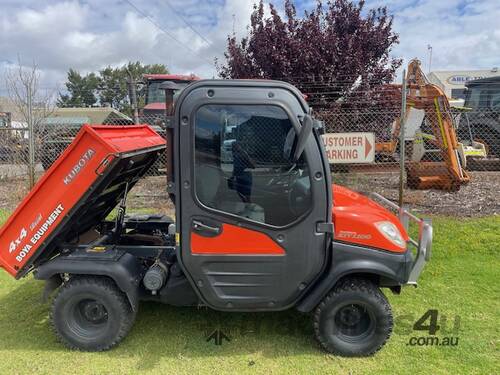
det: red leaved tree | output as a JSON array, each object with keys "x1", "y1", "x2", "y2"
[{"x1": 217, "y1": 0, "x2": 402, "y2": 117}]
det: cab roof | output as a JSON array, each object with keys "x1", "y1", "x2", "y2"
[{"x1": 466, "y1": 76, "x2": 500, "y2": 87}]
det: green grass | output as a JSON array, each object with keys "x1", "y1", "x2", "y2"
[
  {"x1": 0, "y1": 213, "x2": 498, "y2": 374},
  {"x1": 0, "y1": 209, "x2": 10, "y2": 227}
]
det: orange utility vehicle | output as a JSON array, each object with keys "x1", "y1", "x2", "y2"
[
  {"x1": 0, "y1": 80, "x2": 432, "y2": 356},
  {"x1": 377, "y1": 59, "x2": 471, "y2": 190}
]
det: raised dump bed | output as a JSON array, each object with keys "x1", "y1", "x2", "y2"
[{"x1": 0, "y1": 125, "x2": 166, "y2": 278}]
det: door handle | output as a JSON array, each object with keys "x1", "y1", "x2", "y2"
[{"x1": 192, "y1": 220, "x2": 221, "y2": 235}]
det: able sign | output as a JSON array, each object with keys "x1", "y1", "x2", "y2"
[{"x1": 322, "y1": 132, "x2": 375, "y2": 164}]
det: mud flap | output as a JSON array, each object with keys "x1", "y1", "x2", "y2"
[{"x1": 42, "y1": 274, "x2": 62, "y2": 302}]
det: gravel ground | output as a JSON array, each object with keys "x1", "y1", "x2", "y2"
[
  {"x1": 0, "y1": 163, "x2": 44, "y2": 180},
  {"x1": 0, "y1": 177, "x2": 31, "y2": 211},
  {"x1": 1, "y1": 173, "x2": 498, "y2": 218},
  {"x1": 127, "y1": 177, "x2": 175, "y2": 216},
  {"x1": 338, "y1": 171, "x2": 500, "y2": 217}
]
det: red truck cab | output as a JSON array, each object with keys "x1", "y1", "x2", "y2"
[{"x1": 142, "y1": 74, "x2": 200, "y2": 117}]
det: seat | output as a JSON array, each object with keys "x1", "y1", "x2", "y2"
[{"x1": 196, "y1": 163, "x2": 265, "y2": 223}]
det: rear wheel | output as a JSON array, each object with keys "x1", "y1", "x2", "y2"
[
  {"x1": 313, "y1": 277, "x2": 393, "y2": 356},
  {"x1": 51, "y1": 276, "x2": 136, "y2": 351}
]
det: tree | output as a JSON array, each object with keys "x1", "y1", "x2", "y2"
[
  {"x1": 58, "y1": 62, "x2": 169, "y2": 115},
  {"x1": 57, "y1": 69, "x2": 99, "y2": 108},
  {"x1": 5, "y1": 58, "x2": 55, "y2": 187},
  {"x1": 98, "y1": 62, "x2": 169, "y2": 115},
  {"x1": 217, "y1": 0, "x2": 402, "y2": 110}
]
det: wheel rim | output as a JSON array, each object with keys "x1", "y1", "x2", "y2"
[
  {"x1": 67, "y1": 298, "x2": 109, "y2": 339},
  {"x1": 330, "y1": 302, "x2": 376, "y2": 343}
]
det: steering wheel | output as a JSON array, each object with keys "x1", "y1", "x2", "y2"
[
  {"x1": 287, "y1": 172, "x2": 311, "y2": 217},
  {"x1": 232, "y1": 142, "x2": 256, "y2": 169},
  {"x1": 283, "y1": 127, "x2": 296, "y2": 161}
]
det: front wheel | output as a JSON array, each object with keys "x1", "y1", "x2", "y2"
[
  {"x1": 313, "y1": 277, "x2": 393, "y2": 356},
  {"x1": 51, "y1": 276, "x2": 136, "y2": 351}
]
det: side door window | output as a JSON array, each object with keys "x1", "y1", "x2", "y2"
[
  {"x1": 194, "y1": 104, "x2": 312, "y2": 227},
  {"x1": 488, "y1": 90, "x2": 500, "y2": 112}
]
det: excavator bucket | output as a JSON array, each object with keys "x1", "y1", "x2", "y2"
[{"x1": 406, "y1": 162, "x2": 468, "y2": 191}]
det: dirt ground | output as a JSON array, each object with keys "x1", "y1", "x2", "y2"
[
  {"x1": 127, "y1": 177, "x2": 175, "y2": 216},
  {"x1": 1, "y1": 173, "x2": 498, "y2": 218},
  {"x1": 337, "y1": 171, "x2": 500, "y2": 217}
]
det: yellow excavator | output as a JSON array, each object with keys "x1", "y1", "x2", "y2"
[{"x1": 377, "y1": 59, "x2": 485, "y2": 191}]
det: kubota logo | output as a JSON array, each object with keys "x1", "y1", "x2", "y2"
[{"x1": 64, "y1": 148, "x2": 95, "y2": 185}]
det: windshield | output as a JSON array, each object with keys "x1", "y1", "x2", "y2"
[
  {"x1": 146, "y1": 81, "x2": 190, "y2": 105},
  {"x1": 465, "y1": 84, "x2": 500, "y2": 109}
]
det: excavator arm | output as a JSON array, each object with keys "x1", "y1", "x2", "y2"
[
  {"x1": 376, "y1": 59, "x2": 470, "y2": 191},
  {"x1": 405, "y1": 60, "x2": 470, "y2": 190}
]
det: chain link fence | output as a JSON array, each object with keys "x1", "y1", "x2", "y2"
[
  {"x1": 1, "y1": 85, "x2": 499, "y2": 218},
  {"x1": 0, "y1": 126, "x2": 31, "y2": 179}
]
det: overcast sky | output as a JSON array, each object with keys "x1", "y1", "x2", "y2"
[{"x1": 0, "y1": 0, "x2": 499, "y2": 92}]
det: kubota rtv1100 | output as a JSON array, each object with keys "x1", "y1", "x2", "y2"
[{"x1": 0, "y1": 80, "x2": 432, "y2": 356}]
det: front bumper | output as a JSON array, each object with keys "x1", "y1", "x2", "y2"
[{"x1": 370, "y1": 193, "x2": 433, "y2": 285}]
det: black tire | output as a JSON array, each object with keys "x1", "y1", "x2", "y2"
[
  {"x1": 50, "y1": 276, "x2": 136, "y2": 351},
  {"x1": 313, "y1": 277, "x2": 393, "y2": 357}
]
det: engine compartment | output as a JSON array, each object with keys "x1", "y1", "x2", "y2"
[{"x1": 54, "y1": 213, "x2": 199, "y2": 307}]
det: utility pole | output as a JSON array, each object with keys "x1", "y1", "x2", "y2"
[
  {"x1": 427, "y1": 45, "x2": 433, "y2": 73},
  {"x1": 127, "y1": 69, "x2": 139, "y2": 124},
  {"x1": 399, "y1": 70, "x2": 407, "y2": 207}
]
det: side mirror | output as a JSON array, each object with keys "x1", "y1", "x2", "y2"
[{"x1": 292, "y1": 114, "x2": 313, "y2": 162}]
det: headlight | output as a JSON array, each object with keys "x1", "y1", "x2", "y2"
[{"x1": 375, "y1": 221, "x2": 406, "y2": 248}]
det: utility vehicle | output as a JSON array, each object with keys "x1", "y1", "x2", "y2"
[{"x1": 0, "y1": 80, "x2": 432, "y2": 356}]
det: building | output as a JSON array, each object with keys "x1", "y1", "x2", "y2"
[
  {"x1": 43, "y1": 107, "x2": 134, "y2": 125},
  {"x1": 0, "y1": 98, "x2": 134, "y2": 125},
  {"x1": 428, "y1": 68, "x2": 500, "y2": 100}
]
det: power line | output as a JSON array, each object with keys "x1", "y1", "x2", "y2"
[
  {"x1": 122, "y1": 0, "x2": 213, "y2": 65},
  {"x1": 162, "y1": 0, "x2": 212, "y2": 46}
]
